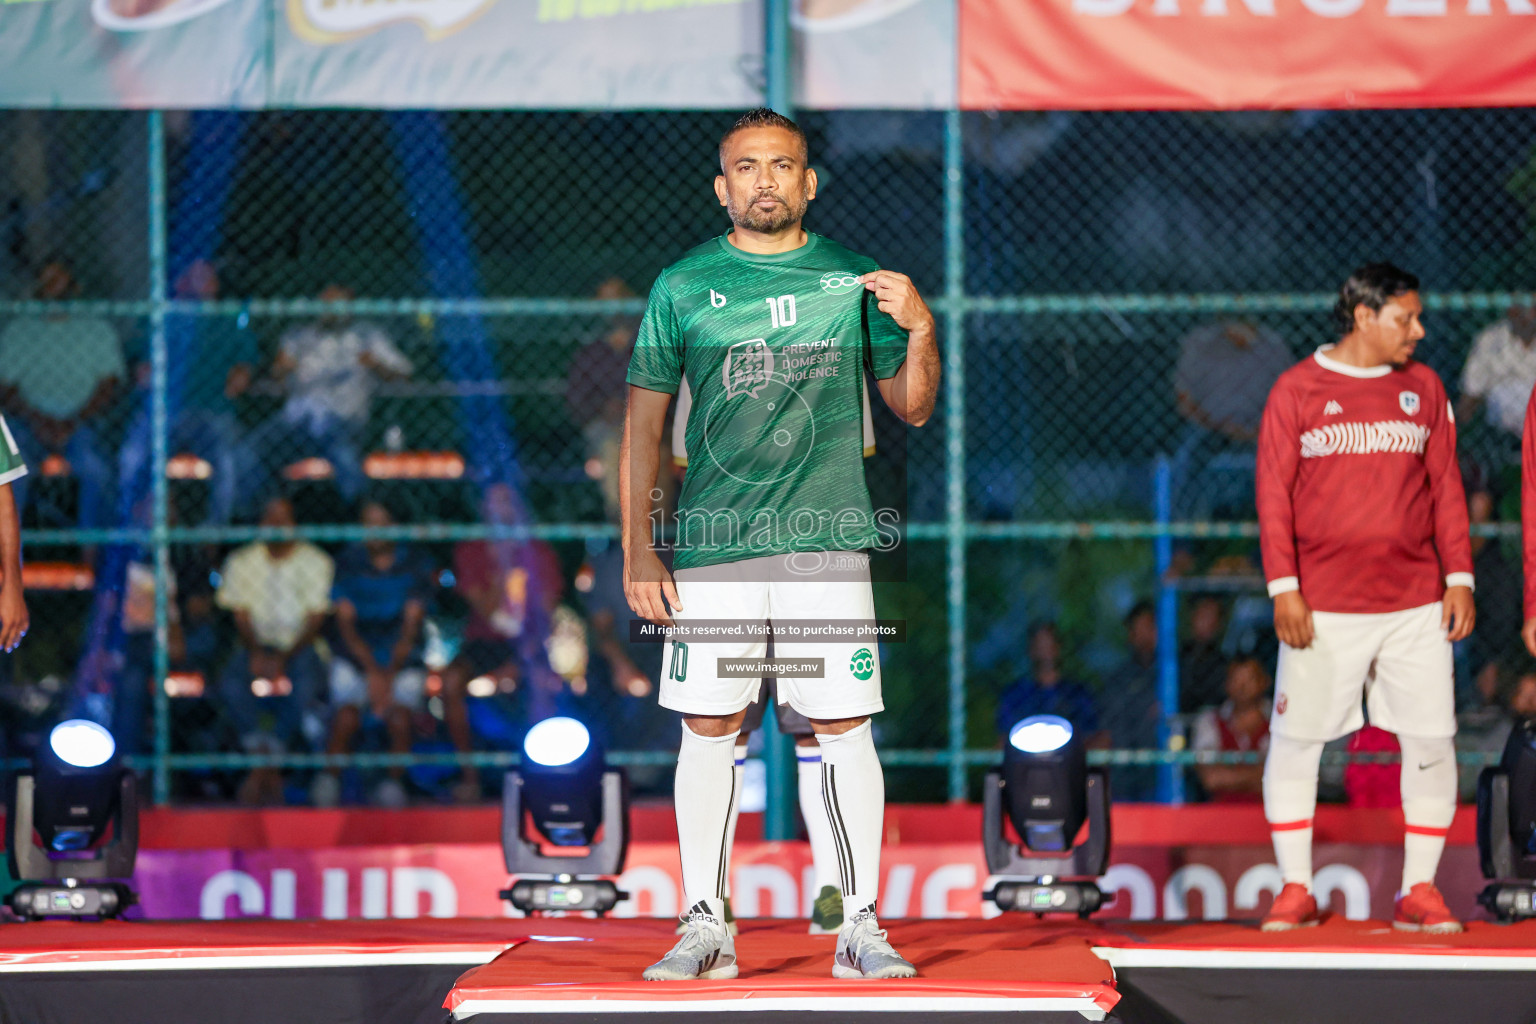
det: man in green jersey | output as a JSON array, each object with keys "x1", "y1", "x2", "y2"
[
  {"x1": 0, "y1": 414, "x2": 30, "y2": 654},
  {"x1": 622, "y1": 109, "x2": 939, "y2": 981}
]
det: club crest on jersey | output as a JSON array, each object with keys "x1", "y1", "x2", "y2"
[
  {"x1": 723, "y1": 339, "x2": 774, "y2": 399},
  {"x1": 710, "y1": 289, "x2": 727, "y2": 308},
  {"x1": 1399, "y1": 391, "x2": 1421, "y2": 416},
  {"x1": 820, "y1": 272, "x2": 861, "y2": 295}
]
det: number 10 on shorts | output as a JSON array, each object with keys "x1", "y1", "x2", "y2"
[{"x1": 668, "y1": 641, "x2": 689, "y2": 682}]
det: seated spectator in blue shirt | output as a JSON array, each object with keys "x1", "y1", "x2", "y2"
[
  {"x1": 996, "y1": 622, "x2": 1107, "y2": 746},
  {"x1": 311, "y1": 499, "x2": 436, "y2": 807}
]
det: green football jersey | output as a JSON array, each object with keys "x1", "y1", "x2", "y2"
[
  {"x1": 0, "y1": 414, "x2": 28, "y2": 487},
  {"x1": 627, "y1": 232, "x2": 908, "y2": 571}
]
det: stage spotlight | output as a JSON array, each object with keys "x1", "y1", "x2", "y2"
[
  {"x1": 500, "y1": 717, "x2": 629, "y2": 915},
  {"x1": 7, "y1": 719, "x2": 139, "y2": 920},
  {"x1": 1477, "y1": 718, "x2": 1536, "y2": 920},
  {"x1": 983, "y1": 715, "x2": 1111, "y2": 917}
]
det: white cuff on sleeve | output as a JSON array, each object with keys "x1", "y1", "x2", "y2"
[
  {"x1": 1266, "y1": 576, "x2": 1300, "y2": 598},
  {"x1": 1445, "y1": 572, "x2": 1475, "y2": 592}
]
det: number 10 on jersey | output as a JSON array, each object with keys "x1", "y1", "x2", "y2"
[{"x1": 765, "y1": 295, "x2": 797, "y2": 329}]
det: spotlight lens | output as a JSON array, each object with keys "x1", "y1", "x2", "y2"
[
  {"x1": 49, "y1": 719, "x2": 116, "y2": 768},
  {"x1": 1009, "y1": 715, "x2": 1073, "y2": 754},
  {"x1": 523, "y1": 717, "x2": 590, "y2": 768}
]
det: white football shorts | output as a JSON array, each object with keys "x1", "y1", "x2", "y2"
[
  {"x1": 1271, "y1": 600, "x2": 1455, "y2": 742},
  {"x1": 658, "y1": 551, "x2": 883, "y2": 720}
]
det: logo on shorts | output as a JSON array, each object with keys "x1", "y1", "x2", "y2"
[
  {"x1": 722, "y1": 339, "x2": 774, "y2": 399},
  {"x1": 1276, "y1": 694, "x2": 1288, "y2": 715},
  {"x1": 820, "y1": 272, "x2": 862, "y2": 295},
  {"x1": 1399, "y1": 390, "x2": 1421, "y2": 416},
  {"x1": 850, "y1": 648, "x2": 875, "y2": 681}
]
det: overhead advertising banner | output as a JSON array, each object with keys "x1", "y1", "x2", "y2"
[
  {"x1": 271, "y1": 0, "x2": 762, "y2": 109},
  {"x1": 0, "y1": 0, "x2": 266, "y2": 108},
  {"x1": 960, "y1": 0, "x2": 1536, "y2": 111},
  {"x1": 0, "y1": 0, "x2": 952, "y2": 109}
]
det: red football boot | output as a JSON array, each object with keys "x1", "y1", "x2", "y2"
[
  {"x1": 1394, "y1": 883, "x2": 1463, "y2": 934},
  {"x1": 1260, "y1": 882, "x2": 1320, "y2": 932}
]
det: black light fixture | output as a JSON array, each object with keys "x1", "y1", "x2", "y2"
[
  {"x1": 1477, "y1": 718, "x2": 1536, "y2": 921},
  {"x1": 7, "y1": 719, "x2": 139, "y2": 920},
  {"x1": 500, "y1": 716, "x2": 629, "y2": 915},
  {"x1": 983, "y1": 715, "x2": 1111, "y2": 917}
]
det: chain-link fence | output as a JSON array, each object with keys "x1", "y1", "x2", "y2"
[{"x1": 0, "y1": 107, "x2": 1532, "y2": 807}]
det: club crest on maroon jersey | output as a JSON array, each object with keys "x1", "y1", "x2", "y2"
[{"x1": 1399, "y1": 391, "x2": 1421, "y2": 416}]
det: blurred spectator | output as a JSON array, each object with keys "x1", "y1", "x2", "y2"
[
  {"x1": 1190, "y1": 657, "x2": 1270, "y2": 802},
  {"x1": 1457, "y1": 657, "x2": 1524, "y2": 802},
  {"x1": 114, "y1": 504, "x2": 219, "y2": 758},
  {"x1": 118, "y1": 260, "x2": 256, "y2": 525},
  {"x1": 1103, "y1": 600, "x2": 1162, "y2": 800},
  {"x1": 565, "y1": 277, "x2": 638, "y2": 520},
  {"x1": 1103, "y1": 601, "x2": 1162, "y2": 749},
  {"x1": 583, "y1": 541, "x2": 658, "y2": 701},
  {"x1": 1174, "y1": 320, "x2": 1292, "y2": 443},
  {"x1": 1465, "y1": 478, "x2": 1523, "y2": 689},
  {"x1": 246, "y1": 283, "x2": 411, "y2": 504},
  {"x1": 1171, "y1": 320, "x2": 1291, "y2": 517},
  {"x1": 440, "y1": 483, "x2": 565, "y2": 799},
  {"x1": 1179, "y1": 594, "x2": 1228, "y2": 713},
  {"x1": 311, "y1": 500, "x2": 435, "y2": 808},
  {"x1": 994, "y1": 622, "x2": 1106, "y2": 746},
  {"x1": 1343, "y1": 725, "x2": 1401, "y2": 809},
  {"x1": 215, "y1": 496, "x2": 332, "y2": 803},
  {"x1": 0, "y1": 258, "x2": 122, "y2": 529},
  {"x1": 1457, "y1": 305, "x2": 1536, "y2": 439}
]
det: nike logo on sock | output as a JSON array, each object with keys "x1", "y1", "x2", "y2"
[{"x1": 1418, "y1": 759, "x2": 1445, "y2": 770}]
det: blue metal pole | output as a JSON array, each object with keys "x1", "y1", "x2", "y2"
[
  {"x1": 765, "y1": 0, "x2": 793, "y2": 116},
  {"x1": 1153, "y1": 456, "x2": 1182, "y2": 804},
  {"x1": 944, "y1": 109, "x2": 967, "y2": 802},
  {"x1": 147, "y1": 111, "x2": 170, "y2": 806},
  {"x1": 761, "y1": 0, "x2": 796, "y2": 840}
]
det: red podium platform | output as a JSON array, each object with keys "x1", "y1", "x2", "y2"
[
  {"x1": 446, "y1": 915, "x2": 1536, "y2": 1024},
  {"x1": 446, "y1": 918, "x2": 1118, "y2": 1022}
]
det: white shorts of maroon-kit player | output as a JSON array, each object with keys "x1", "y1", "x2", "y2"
[
  {"x1": 1262, "y1": 597, "x2": 1463, "y2": 934},
  {"x1": 1271, "y1": 601, "x2": 1454, "y2": 742}
]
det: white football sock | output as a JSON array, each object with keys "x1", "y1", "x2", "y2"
[
  {"x1": 816, "y1": 720, "x2": 884, "y2": 918},
  {"x1": 797, "y1": 746, "x2": 841, "y2": 896},
  {"x1": 1263, "y1": 732, "x2": 1324, "y2": 888},
  {"x1": 675, "y1": 722, "x2": 740, "y2": 916},
  {"x1": 1398, "y1": 734, "x2": 1457, "y2": 893},
  {"x1": 717, "y1": 740, "x2": 748, "y2": 899}
]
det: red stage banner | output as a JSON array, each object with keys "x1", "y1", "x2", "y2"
[
  {"x1": 148, "y1": 839, "x2": 1487, "y2": 924},
  {"x1": 961, "y1": 0, "x2": 1536, "y2": 111},
  {"x1": 111, "y1": 804, "x2": 1489, "y2": 924}
]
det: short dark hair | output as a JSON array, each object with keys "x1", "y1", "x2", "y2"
[
  {"x1": 1124, "y1": 600, "x2": 1156, "y2": 628},
  {"x1": 1333, "y1": 262, "x2": 1420, "y2": 337},
  {"x1": 718, "y1": 108, "x2": 808, "y2": 171}
]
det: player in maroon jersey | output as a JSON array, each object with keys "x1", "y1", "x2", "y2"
[
  {"x1": 1521, "y1": 387, "x2": 1536, "y2": 658},
  {"x1": 1256, "y1": 263, "x2": 1474, "y2": 933}
]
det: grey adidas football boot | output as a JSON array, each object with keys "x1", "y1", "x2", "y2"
[
  {"x1": 833, "y1": 904, "x2": 916, "y2": 979},
  {"x1": 644, "y1": 900, "x2": 738, "y2": 981}
]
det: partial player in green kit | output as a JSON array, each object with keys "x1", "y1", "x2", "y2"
[
  {"x1": 621, "y1": 109, "x2": 940, "y2": 981},
  {"x1": 0, "y1": 413, "x2": 30, "y2": 653}
]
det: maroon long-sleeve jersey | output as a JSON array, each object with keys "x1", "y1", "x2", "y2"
[{"x1": 1257, "y1": 347, "x2": 1473, "y2": 614}]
